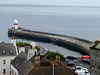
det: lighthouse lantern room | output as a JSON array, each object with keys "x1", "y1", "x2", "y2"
[{"x1": 14, "y1": 19, "x2": 18, "y2": 29}]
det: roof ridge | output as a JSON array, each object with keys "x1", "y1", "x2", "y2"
[{"x1": 62, "y1": 65, "x2": 77, "y2": 75}]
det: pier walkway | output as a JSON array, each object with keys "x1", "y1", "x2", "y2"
[{"x1": 8, "y1": 27, "x2": 92, "y2": 55}]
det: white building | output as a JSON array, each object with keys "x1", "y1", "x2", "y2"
[
  {"x1": 28, "y1": 48, "x2": 37, "y2": 60},
  {"x1": 0, "y1": 41, "x2": 17, "y2": 75},
  {"x1": 31, "y1": 41, "x2": 36, "y2": 49},
  {"x1": 27, "y1": 41, "x2": 37, "y2": 60},
  {"x1": 19, "y1": 46, "x2": 25, "y2": 54},
  {"x1": 11, "y1": 37, "x2": 18, "y2": 55}
]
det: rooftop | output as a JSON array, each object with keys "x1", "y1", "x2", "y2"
[
  {"x1": 11, "y1": 52, "x2": 27, "y2": 67},
  {"x1": 38, "y1": 46, "x2": 48, "y2": 56},
  {"x1": 28, "y1": 65, "x2": 77, "y2": 75},
  {"x1": 17, "y1": 61, "x2": 35, "y2": 75},
  {"x1": 0, "y1": 42, "x2": 16, "y2": 56}
]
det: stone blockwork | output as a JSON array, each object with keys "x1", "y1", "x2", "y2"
[
  {"x1": 8, "y1": 27, "x2": 92, "y2": 55},
  {"x1": 90, "y1": 48, "x2": 100, "y2": 75}
]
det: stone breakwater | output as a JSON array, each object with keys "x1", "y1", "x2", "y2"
[{"x1": 8, "y1": 27, "x2": 92, "y2": 55}]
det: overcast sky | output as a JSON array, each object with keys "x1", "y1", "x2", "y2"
[{"x1": 0, "y1": 0, "x2": 100, "y2": 6}]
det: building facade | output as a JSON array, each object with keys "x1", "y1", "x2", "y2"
[
  {"x1": 28, "y1": 48, "x2": 37, "y2": 60},
  {"x1": 0, "y1": 56, "x2": 16, "y2": 75},
  {"x1": 0, "y1": 42, "x2": 16, "y2": 75}
]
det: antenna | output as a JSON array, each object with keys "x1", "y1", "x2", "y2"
[
  {"x1": 53, "y1": 64, "x2": 54, "y2": 75},
  {"x1": 47, "y1": 44, "x2": 49, "y2": 51}
]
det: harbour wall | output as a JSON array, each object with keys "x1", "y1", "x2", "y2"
[{"x1": 8, "y1": 27, "x2": 92, "y2": 55}]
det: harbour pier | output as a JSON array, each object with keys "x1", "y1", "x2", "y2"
[{"x1": 8, "y1": 27, "x2": 92, "y2": 55}]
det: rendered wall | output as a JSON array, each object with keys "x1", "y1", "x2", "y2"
[{"x1": 0, "y1": 56, "x2": 16, "y2": 75}]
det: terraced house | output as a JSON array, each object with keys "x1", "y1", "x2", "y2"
[{"x1": 0, "y1": 41, "x2": 17, "y2": 75}]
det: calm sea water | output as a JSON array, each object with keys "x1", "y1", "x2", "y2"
[{"x1": 0, "y1": 5, "x2": 100, "y2": 57}]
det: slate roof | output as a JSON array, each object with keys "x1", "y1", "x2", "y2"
[
  {"x1": 17, "y1": 61, "x2": 35, "y2": 75},
  {"x1": 40, "y1": 48, "x2": 48, "y2": 55},
  {"x1": 0, "y1": 42, "x2": 16, "y2": 56},
  {"x1": 11, "y1": 52, "x2": 27, "y2": 67},
  {"x1": 28, "y1": 65, "x2": 77, "y2": 75},
  {"x1": 39, "y1": 46, "x2": 49, "y2": 56}
]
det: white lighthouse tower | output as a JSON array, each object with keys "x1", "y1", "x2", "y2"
[{"x1": 14, "y1": 19, "x2": 18, "y2": 29}]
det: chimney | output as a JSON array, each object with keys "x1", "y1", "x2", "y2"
[
  {"x1": 12, "y1": 37, "x2": 13, "y2": 40},
  {"x1": 11, "y1": 37, "x2": 13, "y2": 44},
  {"x1": 31, "y1": 45, "x2": 32, "y2": 49},
  {"x1": 13, "y1": 37, "x2": 16, "y2": 47},
  {"x1": 19, "y1": 45, "x2": 25, "y2": 54},
  {"x1": 38, "y1": 51, "x2": 40, "y2": 56},
  {"x1": 35, "y1": 51, "x2": 36, "y2": 56},
  {"x1": 31, "y1": 41, "x2": 36, "y2": 49},
  {"x1": 56, "y1": 55, "x2": 60, "y2": 60},
  {"x1": 14, "y1": 37, "x2": 15, "y2": 40},
  {"x1": 55, "y1": 55, "x2": 61, "y2": 65},
  {"x1": 34, "y1": 56, "x2": 40, "y2": 66}
]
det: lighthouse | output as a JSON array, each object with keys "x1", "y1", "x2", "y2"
[{"x1": 14, "y1": 19, "x2": 18, "y2": 29}]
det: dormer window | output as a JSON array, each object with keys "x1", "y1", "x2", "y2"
[
  {"x1": 2, "y1": 51, "x2": 6, "y2": 54},
  {"x1": 10, "y1": 51, "x2": 13, "y2": 54}
]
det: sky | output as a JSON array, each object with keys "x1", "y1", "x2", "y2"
[{"x1": 0, "y1": 0, "x2": 100, "y2": 6}]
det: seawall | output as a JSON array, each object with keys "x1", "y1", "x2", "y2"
[{"x1": 8, "y1": 27, "x2": 92, "y2": 55}]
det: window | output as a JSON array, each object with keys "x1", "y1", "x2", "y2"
[
  {"x1": 3, "y1": 60, "x2": 6, "y2": 64},
  {"x1": 2, "y1": 51, "x2": 6, "y2": 54},
  {"x1": 9, "y1": 51, "x2": 13, "y2": 54},
  {"x1": 3, "y1": 69, "x2": 6, "y2": 74},
  {"x1": 15, "y1": 72, "x2": 16, "y2": 75}
]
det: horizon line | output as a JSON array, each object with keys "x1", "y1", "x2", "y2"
[{"x1": 0, "y1": 4, "x2": 100, "y2": 8}]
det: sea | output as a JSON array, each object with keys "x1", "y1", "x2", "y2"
[{"x1": 0, "y1": 4, "x2": 100, "y2": 57}]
